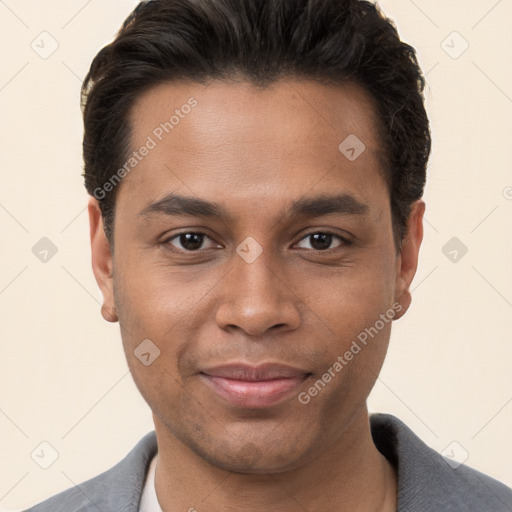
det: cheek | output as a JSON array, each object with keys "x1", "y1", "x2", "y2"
[
  {"x1": 297, "y1": 255, "x2": 395, "y2": 337},
  {"x1": 112, "y1": 260, "x2": 222, "y2": 383},
  {"x1": 300, "y1": 273, "x2": 395, "y2": 421},
  {"x1": 290, "y1": 249, "x2": 397, "y2": 395},
  {"x1": 114, "y1": 257, "x2": 212, "y2": 330}
]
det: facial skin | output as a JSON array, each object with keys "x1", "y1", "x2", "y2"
[{"x1": 89, "y1": 79, "x2": 424, "y2": 512}]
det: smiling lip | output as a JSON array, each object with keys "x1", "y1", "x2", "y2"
[{"x1": 200, "y1": 363, "x2": 311, "y2": 408}]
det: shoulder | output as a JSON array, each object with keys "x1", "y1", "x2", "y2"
[
  {"x1": 24, "y1": 431, "x2": 157, "y2": 512},
  {"x1": 370, "y1": 413, "x2": 512, "y2": 512}
]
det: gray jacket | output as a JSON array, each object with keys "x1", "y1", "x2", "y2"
[{"x1": 25, "y1": 413, "x2": 512, "y2": 511}]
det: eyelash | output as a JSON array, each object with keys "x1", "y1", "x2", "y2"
[
  {"x1": 296, "y1": 232, "x2": 352, "y2": 251},
  {"x1": 162, "y1": 231, "x2": 352, "y2": 252}
]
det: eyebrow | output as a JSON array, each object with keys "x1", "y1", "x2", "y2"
[{"x1": 137, "y1": 192, "x2": 369, "y2": 221}]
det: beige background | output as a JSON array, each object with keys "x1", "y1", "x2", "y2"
[{"x1": 1, "y1": 0, "x2": 511, "y2": 510}]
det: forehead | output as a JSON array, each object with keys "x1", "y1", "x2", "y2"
[
  {"x1": 129, "y1": 78, "x2": 384, "y2": 152},
  {"x1": 119, "y1": 78, "x2": 389, "y2": 217}
]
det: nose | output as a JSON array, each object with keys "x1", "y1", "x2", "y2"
[{"x1": 215, "y1": 248, "x2": 302, "y2": 336}]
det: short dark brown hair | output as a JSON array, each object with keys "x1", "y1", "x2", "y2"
[{"x1": 81, "y1": 0, "x2": 431, "y2": 249}]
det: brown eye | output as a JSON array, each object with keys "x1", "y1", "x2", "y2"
[
  {"x1": 296, "y1": 232, "x2": 348, "y2": 251},
  {"x1": 166, "y1": 232, "x2": 215, "y2": 251}
]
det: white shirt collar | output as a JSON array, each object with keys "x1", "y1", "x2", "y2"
[{"x1": 139, "y1": 454, "x2": 163, "y2": 512}]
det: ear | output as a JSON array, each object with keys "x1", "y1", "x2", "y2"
[
  {"x1": 393, "y1": 200, "x2": 425, "y2": 320},
  {"x1": 88, "y1": 196, "x2": 118, "y2": 323}
]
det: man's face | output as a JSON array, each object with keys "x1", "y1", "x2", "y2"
[{"x1": 90, "y1": 79, "x2": 423, "y2": 473}]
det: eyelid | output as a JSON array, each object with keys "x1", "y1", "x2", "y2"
[
  {"x1": 294, "y1": 230, "x2": 352, "y2": 248},
  {"x1": 162, "y1": 229, "x2": 352, "y2": 253},
  {"x1": 163, "y1": 230, "x2": 221, "y2": 251}
]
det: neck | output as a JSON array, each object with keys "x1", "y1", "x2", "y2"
[{"x1": 153, "y1": 406, "x2": 397, "y2": 512}]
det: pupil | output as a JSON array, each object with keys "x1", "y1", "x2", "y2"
[
  {"x1": 310, "y1": 233, "x2": 332, "y2": 250},
  {"x1": 180, "y1": 233, "x2": 203, "y2": 250}
]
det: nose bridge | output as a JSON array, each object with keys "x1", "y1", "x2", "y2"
[
  {"x1": 215, "y1": 240, "x2": 301, "y2": 335},
  {"x1": 235, "y1": 246, "x2": 280, "y2": 298}
]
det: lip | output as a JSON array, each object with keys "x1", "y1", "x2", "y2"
[{"x1": 200, "y1": 363, "x2": 311, "y2": 408}]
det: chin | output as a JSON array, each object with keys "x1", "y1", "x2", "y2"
[{"x1": 198, "y1": 438, "x2": 310, "y2": 474}]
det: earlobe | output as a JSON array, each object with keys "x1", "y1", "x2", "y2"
[
  {"x1": 88, "y1": 196, "x2": 118, "y2": 323},
  {"x1": 393, "y1": 200, "x2": 425, "y2": 320}
]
